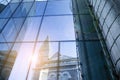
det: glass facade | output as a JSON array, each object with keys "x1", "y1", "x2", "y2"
[
  {"x1": 0, "y1": 0, "x2": 80, "y2": 80},
  {"x1": 0, "y1": 0, "x2": 118, "y2": 80},
  {"x1": 73, "y1": 0, "x2": 114, "y2": 80},
  {"x1": 88, "y1": 0, "x2": 120, "y2": 77}
]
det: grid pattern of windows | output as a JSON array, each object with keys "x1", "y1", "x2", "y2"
[
  {"x1": 0, "y1": 0, "x2": 115, "y2": 80},
  {"x1": 89, "y1": 0, "x2": 120, "y2": 74},
  {"x1": 0, "y1": 0, "x2": 81, "y2": 80}
]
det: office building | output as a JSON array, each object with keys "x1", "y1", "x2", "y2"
[{"x1": 0, "y1": 0, "x2": 119, "y2": 80}]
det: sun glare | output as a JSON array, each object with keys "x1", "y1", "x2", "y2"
[{"x1": 31, "y1": 54, "x2": 38, "y2": 66}]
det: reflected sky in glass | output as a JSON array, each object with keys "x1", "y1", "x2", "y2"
[
  {"x1": 45, "y1": 0, "x2": 73, "y2": 15},
  {"x1": 39, "y1": 16, "x2": 75, "y2": 41},
  {"x1": 0, "y1": 0, "x2": 78, "y2": 80},
  {"x1": 17, "y1": 17, "x2": 42, "y2": 41},
  {"x1": 28, "y1": 1, "x2": 46, "y2": 16},
  {"x1": 9, "y1": 43, "x2": 35, "y2": 80},
  {"x1": 9, "y1": 15, "x2": 77, "y2": 79}
]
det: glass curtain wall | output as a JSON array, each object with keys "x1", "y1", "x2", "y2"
[
  {"x1": 0, "y1": 0, "x2": 81, "y2": 80},
  {"x1": 73, "y1": 0, "x2": 114, "y2": 80},
  {"x1": 88, "y1": 0, "x2": 120, "y2": 77}
]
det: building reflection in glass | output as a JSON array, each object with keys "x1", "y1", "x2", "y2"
[{"x1": 31, "y1": 37, "x2": 79, "y2": 80}]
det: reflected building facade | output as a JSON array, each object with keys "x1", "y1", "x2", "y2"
[
  {"x1": 32, "y1": 37, "x2": 79, "y2": 80},
  {"x1": 0, "y1": 0, "x2": 28, "y2": 80},
  {"x1": 73, "y1": 0, "x2": 120, "y2": 80},
  {"x1": 88, "y1": 0, "x2": 120, "y2": 79},
  {"x1": 0, "y1": 51, "x2": 17, "y2": 80},
  {"x1": 73, "y1": 0, "x2": 114, "y2": 80}
]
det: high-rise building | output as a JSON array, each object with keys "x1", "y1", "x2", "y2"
[
  {"x1": 73, "y1": 0, "x2": 115, "y2": 80},
  {"x1": 88, "y1": 0, "x2": 120, "y2": 79},
  {"x1": 0, "y1": 0, "x2": 120, "y2": 80}
]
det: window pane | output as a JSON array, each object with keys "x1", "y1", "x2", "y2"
[
  {"x1": 38, "y1": 16, "x2": 75, "y2": 41},
  {"x1": 0, "y1": 19, "x2": 8, "y2": 31},
  {"x1": 17, "y1": 17, "x2": 41, "y2": 41},
  {"x1": 0, "y1": 43, "x2": 16, "y2": 80},
  {"x1": 13, "y1": 2, "x2": 33, "y2": 17},
  {"x1": 106, "y1": 31, "x2": 114, "y2": 50},
  {"x1": 45, "y1": 1, "x2": 73, "y2": 15},
  {"x1": 94, "y1": 0, "x2": 100, "y2": 13},
  {"x1": 0, "y1": 3, "x2": 19, "y2": 18},
  {"x1": 101, "y1": 1, "x2": 111, "y2": 21},
  {"x1": 102, "y1": 23, "x2": 108, "y2": 35},
  {"x1": 12, "y1": 18, "x2": 25, "y2": 32},
  {"x1": 28, "y1": 41, "x2": 59, "y2": 79},
  {"x1": 2, "y1": 19, "x2": 17, "y2": 42},
  {"x1": 28, "y1": 1, "x2": 46, "y2": 17},
  {"x1": 9, "y1": 43, "x2": 34, "y2": 80},
  {"x1": 110, "y1": 17, "x2": 120, "y2": 40},
  {"x1": 111, "y1": 44, "x2": 120, "y2": 64},
  {"x1": 60, "y1": 42, "x2": 77, "y2": 58},
  {"x1": 97, "y1": 0, "x2": 106, "y2": 17}
]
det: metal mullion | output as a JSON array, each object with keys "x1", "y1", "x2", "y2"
[
  {"x1": 104, "y1": 14, "x2": 120, "y2": 41},
  {"x1": 94, "y1": 0, "x2": 100, "y2": 13},
  {"x1": 0, "y1": 1, "x2": 34, "y2": 32},
  {"x1": 96, "y1": 0, "x2": 102, "y2": 17},
  {"x1": 0, "y1": 0, "x2": 35, "y2": 77},
  {"x1": 115, "y1": 58, "x2": 120, "y2": 67},
  {"x1": 109, "y1": 34, "x2": 120, "y2": 53},
  {"x1": 114, "y1": 38, "x2": 120, "y2": 66},
  {"x1": 0, "y1": 39, "x2": 101, "y2": 44},
  {"x1": 101, "y1": 5, "x2": 114, "y2": 31},
  {"x1": 11, "y1": 1, "x2": 36, "y2": 33},
  {"x1": 99, "y1": 0, "x2": 108, "y2": 19},
  {"x1": 0, "y1": 0, "x2": 23, "y2": 33},
  {"x1": 0, "y1": 0, "x2": 24, "y2": 74},
  {"x1": 57, "y1": 42, "x2": 60, "y2": 80},
  {"x1": 0, "y1": 0, "x2": 20, "y2": 13},
  {"x1": 25, "y1": 0, "x2": 48, "y2": 79},
  {"x1": 0, "y1": 14, "x2": 91, "y2": 19}
]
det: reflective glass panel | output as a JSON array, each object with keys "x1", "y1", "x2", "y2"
[
  {"x1": 2, "y1": 19, "x2": 17, "y2": 42},
  {"x1": 38, "y1": 16, "x2": 75, "y2": 41},
  {"x1": 13, "y1": 2, "x2": 33, "y2": 17},
  {"x1": 17, "y1": 17, "x2": 41, "y2": 41},
  {"x1": 28, "y1": 1, "x2": 46, "y2": 17},
  {"x1": 0, "y1": 3, "x2": 19, "y2": 18},
  {"x1": 0, "y1": 19, "x2": 8, "y2": 31},
  {"x1": 9, "y1": 43, "x2": 34, "y2": 80},
  {"x1": 45, "y1": 0, "x2": 73, "y2": 15}
]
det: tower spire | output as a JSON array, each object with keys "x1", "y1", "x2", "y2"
[
  {"x1": 32, "y1": 36, "x2": 50, "y2": 80},
  {"x1": 39, "y1": 36, "x2": 49, "y2": 65}
]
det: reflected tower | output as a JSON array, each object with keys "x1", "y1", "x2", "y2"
[{"x1": 32, "y1": 36, "x2": 49, "y2": 80}]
